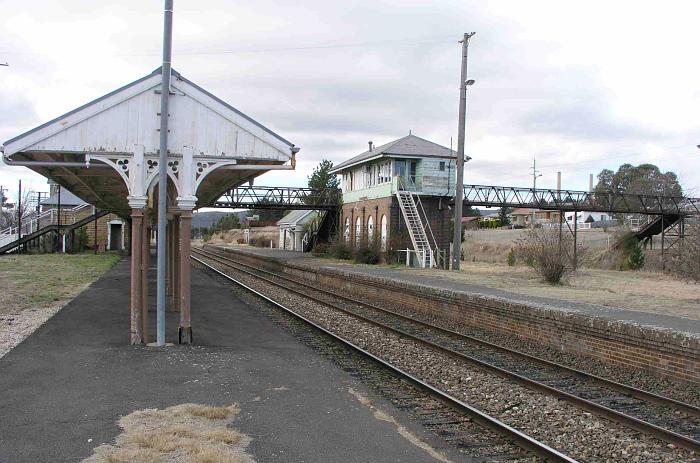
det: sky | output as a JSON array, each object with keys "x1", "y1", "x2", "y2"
[{"x1": 1, "y1": 0, "x2": 699, "y2": 204}]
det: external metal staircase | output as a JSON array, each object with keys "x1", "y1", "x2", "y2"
[
  {"x1": 396, "y1": 189, "x2": 435, "y2": 268},
  {"x1": 0, "y1": 207, "x2": 108, "y2": 254}
]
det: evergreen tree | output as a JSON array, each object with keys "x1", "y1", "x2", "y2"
[{"x1": 308, "y1": 159, "x2": 340, "y2": 190}]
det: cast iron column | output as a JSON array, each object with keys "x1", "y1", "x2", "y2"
[
  {"x1": 130, "y1": 208, "x2": 144, "y2": 344},
  {"x1": 179, "y1": 210, "x2": 193, "y2": 344}
]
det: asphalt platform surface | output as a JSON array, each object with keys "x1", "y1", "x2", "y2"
[
  {"x1": 0, "y1": 258, "x2": 459, "y2": 463},
  {"x1": 216, "y1": 245, "x2": 700, "y2": 336}
]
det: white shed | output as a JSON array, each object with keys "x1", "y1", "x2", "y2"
[{"x1": 278, "y1": 210, "x2": 318, "y2": 251}]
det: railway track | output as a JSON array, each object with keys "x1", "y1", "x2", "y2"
[
  {"x1": 193, "y1": 246, "x2": 700, "y2": 460},
  {"x1": 192, "y1": 249, "x2": 577, "y2": 462}
]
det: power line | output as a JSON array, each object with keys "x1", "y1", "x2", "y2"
[{"x1": 0, "y1": 35, "x2": 456, "y2": 58}]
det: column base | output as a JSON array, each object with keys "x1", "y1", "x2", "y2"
[{"x1": 178, "y1": 326, "x2": 193, "y2": 344}]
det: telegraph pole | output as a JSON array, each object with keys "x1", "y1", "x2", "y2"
[
  {"x1": 530, "y1": 157, "x2": 542, "y2": 228},
  {"x1": 452, "y1": 32, "x2": 475, "y2": 271},
  {"x1": 156, "y1": 0, "x2": 173, "y2": 346},
  {"x1": 17, "y1": 180, "x2": 22, "y2": 253}
]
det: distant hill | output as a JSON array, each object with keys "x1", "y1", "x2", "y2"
[{"x1": 192, "y1": 210, "x2": 248, "y2": 228}]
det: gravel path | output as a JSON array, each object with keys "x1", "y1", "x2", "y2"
[
  {"x1": 202, "y1": 256, "x2": 698, "y2": 463},
  {"x1": 0, "y1": 305, "x2": 63, "y2": 359}
]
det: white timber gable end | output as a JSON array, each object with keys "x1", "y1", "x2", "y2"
[{"x1": 2, "y1": 68, "x2": 297, "y2": 211}]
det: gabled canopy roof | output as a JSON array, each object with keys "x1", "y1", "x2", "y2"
[
  {"x1": 330, "y1": 134, "x2": 456, "y2": 174},
  {"x1": 3, "y1": 67, "x2": 294, "y2": 158},
  {"x1": 1, "y1": 68, "x2": 297, "y2": 216}
]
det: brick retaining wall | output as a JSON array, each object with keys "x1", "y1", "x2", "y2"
[{"x1": 208, "y1": 245, "x2": 700, "y2": 384}]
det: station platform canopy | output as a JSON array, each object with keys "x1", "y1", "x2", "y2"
[
  {"x1": 1, "y1": 66, "x2": 299, "y2": 346},
  {"x1": 1, "y1": 67, "x2": 298, "y2": 217}
]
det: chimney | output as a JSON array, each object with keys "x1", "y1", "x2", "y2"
[
  {"x1": 589, "y1": 173, "x2": 594, "y2": 192},
  {"x1": 557, "y1": 171, "x2": 561, "y2": 191},
  {"x1": 368, "y1": 140, "x2": 373, "y2": 152}
]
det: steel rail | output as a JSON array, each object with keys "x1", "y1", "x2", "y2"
[
  {"x1": 198, "y1": 248, "x2": 700, "y2": 417},
  {"x1": 192, "y1": 253, "x2": 578, "y2": 463},
  {"x1": 194, "y1": 247, "x2": 700, "y2": 453}
]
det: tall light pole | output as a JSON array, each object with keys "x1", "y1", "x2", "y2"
[
  {"x1": 531, "y1": 157, "x2": 542, "y2": 228},
  {"x1": 531, "y1": 156, "x2": 542, "y2": 228},
  {"x1": 156, "y1": 0, "x2": 173, "y2": 346},
  {"x1": 452, "y1": 32, "x2": 475, "y2": 271}
]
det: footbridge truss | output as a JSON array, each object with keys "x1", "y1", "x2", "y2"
[
  {"x1": 462, "y1": 184, "x2": 700, "y2": 216},
  {"x1": 212, "y1": 186, "x2": 341, "y2": 211}
]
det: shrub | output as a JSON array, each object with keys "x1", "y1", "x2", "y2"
[
  {"x1": 506, "y1": 247, "x2": 516, "y2": 266},
  {"x1": 329, "y1": 241, "x2": 353, "y2": 260},
  {"x1": 354, "y1": 245, "x2": 381, "y2": 265},
  {"x1": 627, "y1": 241, "x2": 645, "y2": 270},
  {"x1": 668, "y1": 232, "x2": 700, "y2": 282},
  {"x1": 312, "y1": 242, "x2": 329, "y2": 256},
  {"x1": 236, "y1": 238, "x2": 245, "y2": 244},
  {"x1": 515, "y1": 227, "x2": 583, "y2": 284}
]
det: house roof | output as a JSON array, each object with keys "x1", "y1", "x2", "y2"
[
  {"x1": 41, "y1": 190, "x2": 87, "y2": 206},
  {"x1": 329, "y1": 134, "x2": 456, "y2": 174},
  {"x1": 509, "y1": 208, "x2": 539, "y2": 216},
  {"x1": 277, "y1": 209, "x2": 317, "y2": 226}
]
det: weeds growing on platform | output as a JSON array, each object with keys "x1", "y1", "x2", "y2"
[{"x1": 82, "y1": 403, "x2": 254, "y2": 463}]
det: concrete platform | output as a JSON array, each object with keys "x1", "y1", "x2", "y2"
[
  {"x1": 218, "y1": 245, "x2": 700, "y2": 336},
  {"x1": 0, "y1": 258, "x2": 457, "y2": 463}
]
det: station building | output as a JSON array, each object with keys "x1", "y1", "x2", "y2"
[{"x1": 330, "y1": 134, "x2": 457, "y2": 267}]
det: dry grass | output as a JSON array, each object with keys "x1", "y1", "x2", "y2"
[
  {"x1": 409, "y1": 262, "x2": 700, "y2": 320},
  {"x1": 0, "y1": 253, "x2": 121, "y2": 316},
  {"x1": 82, "y1": 404, "x2": 254, "y2": 463}
]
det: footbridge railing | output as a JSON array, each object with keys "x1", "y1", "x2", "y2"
[
  {"x1": 463, "y1": 184, "x2": 700, "y2": 216},
  {"x1": 212, "y1": 186, "x2": 341, "y2": 211}
]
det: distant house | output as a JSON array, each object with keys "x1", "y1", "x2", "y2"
[
  {"x1": 37, "y1": 185, "x2": 126, "y2": 251},
  {"x1": 508, "y1": 208, "x2": 562, "y2": 227},
  {"x1": 508, "y1": 208, "x2": 537, "y2": 227},
  {"x1": 565, "y1": 211, "x2": 612, "y2": 224},
  {"x1": 278, "y1": 210, "x2": 318, "y2": 251}
]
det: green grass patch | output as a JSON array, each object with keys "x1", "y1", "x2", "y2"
[{"x1": 0, "y1": 253, "x2": 121, "y2": 314}]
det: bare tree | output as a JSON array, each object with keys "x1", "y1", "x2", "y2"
[
  {"x1": 0, "y1": 189, "x2": 34, "y2": 231},
  {"x1": 668, "y1": 220, "x2": 700, "y2": 283},
  {"x1": 515, "y1": 227, "x2": 585, "y2": 284}
]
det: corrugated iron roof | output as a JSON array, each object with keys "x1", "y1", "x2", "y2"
[
  {"x1": 329, "y1": 134, "x2": 456, "y2": 173},
  {"x1": 277, "y1": 209, "x2": 317, "y2": 226}
]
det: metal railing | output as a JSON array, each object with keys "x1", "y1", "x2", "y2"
[
  {"x1": 0, "y1": 204, "x2": 92, "y2": 248},
  {"x1": 213, "y1": 186, "x2": 340, "y2": 210},
  {"x1": 463, "y1": 184, "x2": 700, "y2": 216}
]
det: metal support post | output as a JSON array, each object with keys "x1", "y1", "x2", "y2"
[
  {"x1": 93, "y1": 206, "x2": 98, "y2": 254},
  {"x1": 661, "y1": 214, "x2": 665, "y2": 271},
  {"x1": 57, "y1": 184, "x2": 61, "y2": 253},
  {"x1": 130, "y1": 208, "x2": 144, "y2": 344},
  {"x1": 558, "y1": 210, "x2": 563, "y2": 260},
  {"x1": 573, "y1": 211, "x2": 578, "y2": 271},
  {"x1": 452, "y1": 32, "x2": 475, "y2": 271},
  {"x1": 155, "y1": 0, "x2": 173, "y2": 346},
  {"x1": 17, "y1": 180, "x2": 22, "y2": 253},
  {"x1": 179, "y1": 210, "x2": 193, "y2": 344}
]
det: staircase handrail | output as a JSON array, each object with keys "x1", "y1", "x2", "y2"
[{"x1": 415, "y1": 195, "x2": 439, "y2": 255}]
